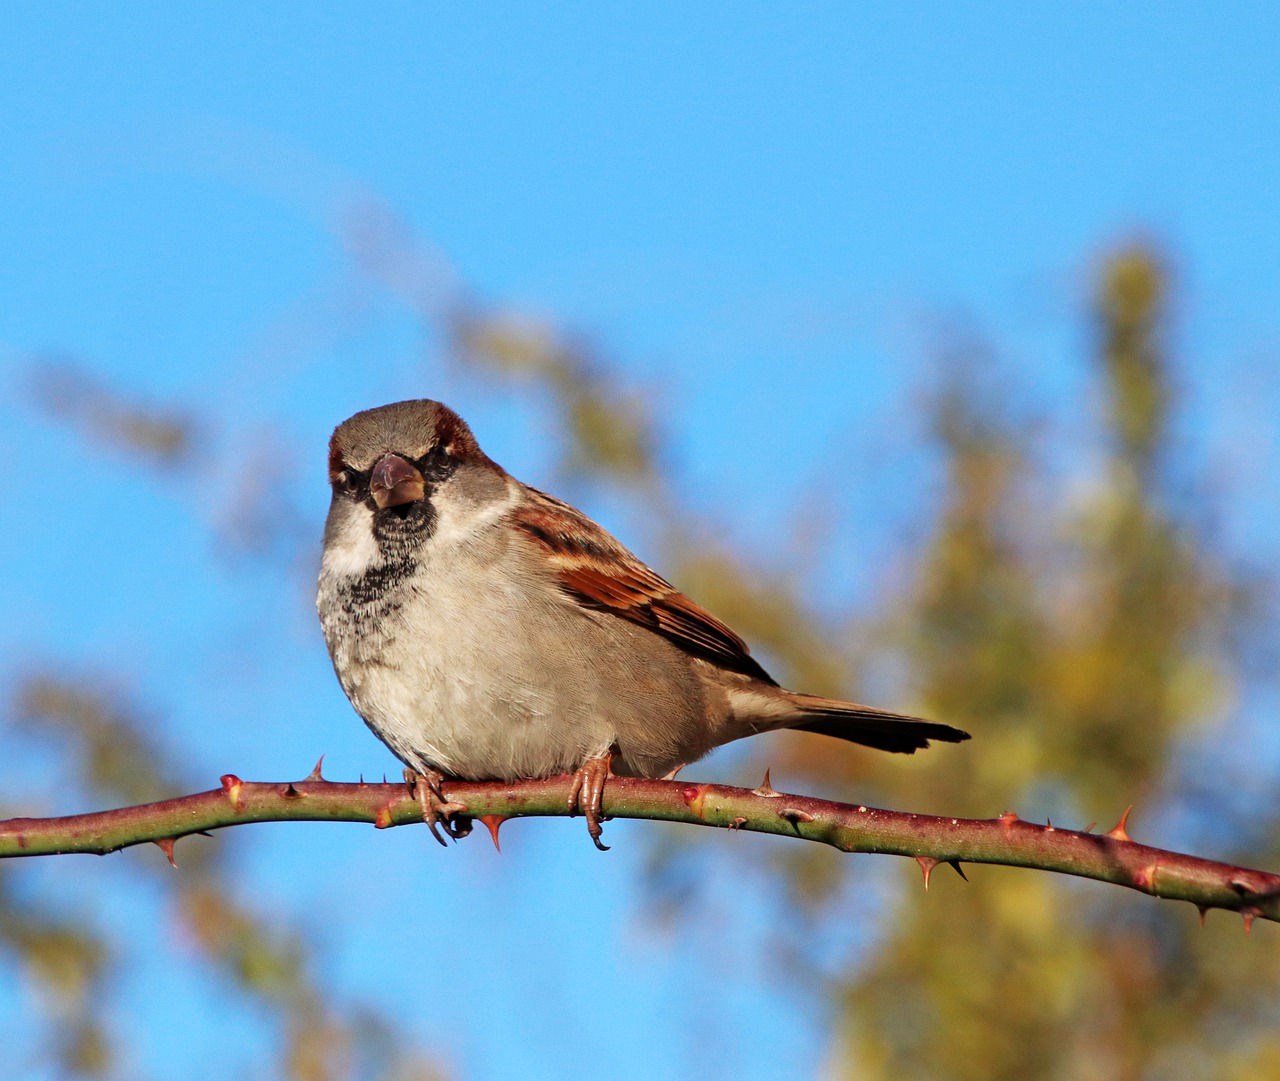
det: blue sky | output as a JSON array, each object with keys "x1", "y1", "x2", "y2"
[{"x1": 2, "y1": 6, "x2": 1278, "y2": 1080}]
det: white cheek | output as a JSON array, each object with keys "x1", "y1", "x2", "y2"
[
  {"x1": 429, "y1": 482, "x2": 518, "y2": 549},
  {"x1": 320, "y1": 510, "x2": 381, "y2": 577}
]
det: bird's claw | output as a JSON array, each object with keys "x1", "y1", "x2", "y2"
[
  {"x1": 405, "y1": 768, "x2": 471, "y2": 846},
  {"x1": 568, "y1": 752, "x2": 614, "y2": 851}
]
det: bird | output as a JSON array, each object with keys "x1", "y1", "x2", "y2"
[{"x1": 316, "y1": 399, "x2": 969, "y2": 849}]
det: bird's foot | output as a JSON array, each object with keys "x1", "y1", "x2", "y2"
[
  {"x1": 568, "y1": 751, "x2": 614, "y2": 852},
  {"x1": 405, "y1": 767, "x2": 470, "y2": 846}
]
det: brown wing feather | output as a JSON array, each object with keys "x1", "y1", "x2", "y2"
[{"x1": 513, "y1": 488, "x2": 776, "y2": 684}]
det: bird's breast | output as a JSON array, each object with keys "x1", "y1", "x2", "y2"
[{"x1": 318, "y1": 534, "x2": 721, "y2": 780}]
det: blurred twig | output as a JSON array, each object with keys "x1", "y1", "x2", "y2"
[{"x1": 23, "y1": 359, "x2": 199, "y2": 468}]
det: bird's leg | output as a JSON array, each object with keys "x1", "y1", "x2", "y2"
[
  {"x1": 404, "y1": 767, "x2": 471, "y2": 846},
  {"x1": 567, "y1": 750, "x2": 614, "y2": 852}
]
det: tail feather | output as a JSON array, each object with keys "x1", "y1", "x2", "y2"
[{"x1": 783, "y1": 692, "x2": 970, "y2": 754}]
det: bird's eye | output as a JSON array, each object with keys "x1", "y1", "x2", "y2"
[
  {"x1": 332, "y1": 469, "x2": 357, "y2": 496},
  {"x1": 417, "y1": 443, "x2": 452, "y2": 477}
]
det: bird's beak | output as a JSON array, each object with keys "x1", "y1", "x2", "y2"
[{"x1": 370, "y1": 454, "x2": 426, "y2": 509}]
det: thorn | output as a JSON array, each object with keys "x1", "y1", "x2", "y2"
[
  {"x1": 998, "y1": 810, "x2": 1019, "y2": 835},
  {"x1": 1044, "y1": 819, "x2": 1055, "y2": 832},
  {"x1": 1083, "y1": 822, "x2": 1097, "y2": 833},
  {"x1": 358, "y1": 773, "x2": 365, "y2": 786},
  {"x1": 728, "y1": 816, "x2": 748, "y2": 830},
  {"x1": 382, "y1": 774, "x2": 387, "y2": 785},
  {"x1": 662, "y1": 762, "x2": 686, "y2": 781},
  {"x1": 1105, "y1": 806, "x2": 1133, "y2": 842},
  {"x1": 779, "y1": 807, "x2": 815, "y2": 825},
  {"x1": 948, "y1": 860, "x2": 968, "y2": 882},
  {"x1": 753, "y1": 769, "x2": 781, "y2": 797},
  {"x1": 479, "y1": 815, "x2": 507, "y2": 852},
  {"x1": 1197, "y1": 904, "x2": 1209, "y2": 927},
  {"x1": 220, "y1": 774, "x2": 244, "y2": 812},
  {"x1": 195, "y1": 830, "x2": 213, "y2": 838},
  {"x1": 153, "y1": 837, "x2": 177, "y2": 867},
  {"x1": 916, "y1": 855, "x2": 940, "y2": 889},
  {"x1": 305, "y1": 756, "x2": 326, "y2": 782},
  {"x1": 282, "y1": 783, "x2": 302, "y2": 798},
  {"x1": 374, "y1": 802, "x2": 396, "y2": 829},
  {"x1": 1242, "y1": 906, "x2": 1260, "y2": 936}
]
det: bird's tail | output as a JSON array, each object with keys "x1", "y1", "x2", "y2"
[{"x1": 780, "y1": 692, "x2": 970, "y2": 753}]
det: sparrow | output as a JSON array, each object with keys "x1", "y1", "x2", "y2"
[{"x1": 317, "y1": 399, "x2": 969, "y2": 849}]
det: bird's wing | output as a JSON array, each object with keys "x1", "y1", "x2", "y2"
[{"x1": 512, "y1": 487, "x2": 776, "y2": 684}]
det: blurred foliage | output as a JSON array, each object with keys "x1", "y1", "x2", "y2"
[
  {"x1": 3, "y1": 677, "x2": 446, "y2": 1081},
  {"x1": 451, "y1": 309, "x2": 660, "y2": 486},
  {"x1": 7, "y1": 220, "x2": 1279, "y2": 1081},
  {"x1": 23, "y1": 361, "x2": 198, "y2": 468},
  {"x1": 833, "y1": 246, "x2": 1280, "y2": 1080}
]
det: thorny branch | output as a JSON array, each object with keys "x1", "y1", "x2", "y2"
[{"x1": 2, "y1": 767, "x2": 1276, "y2": 930}]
